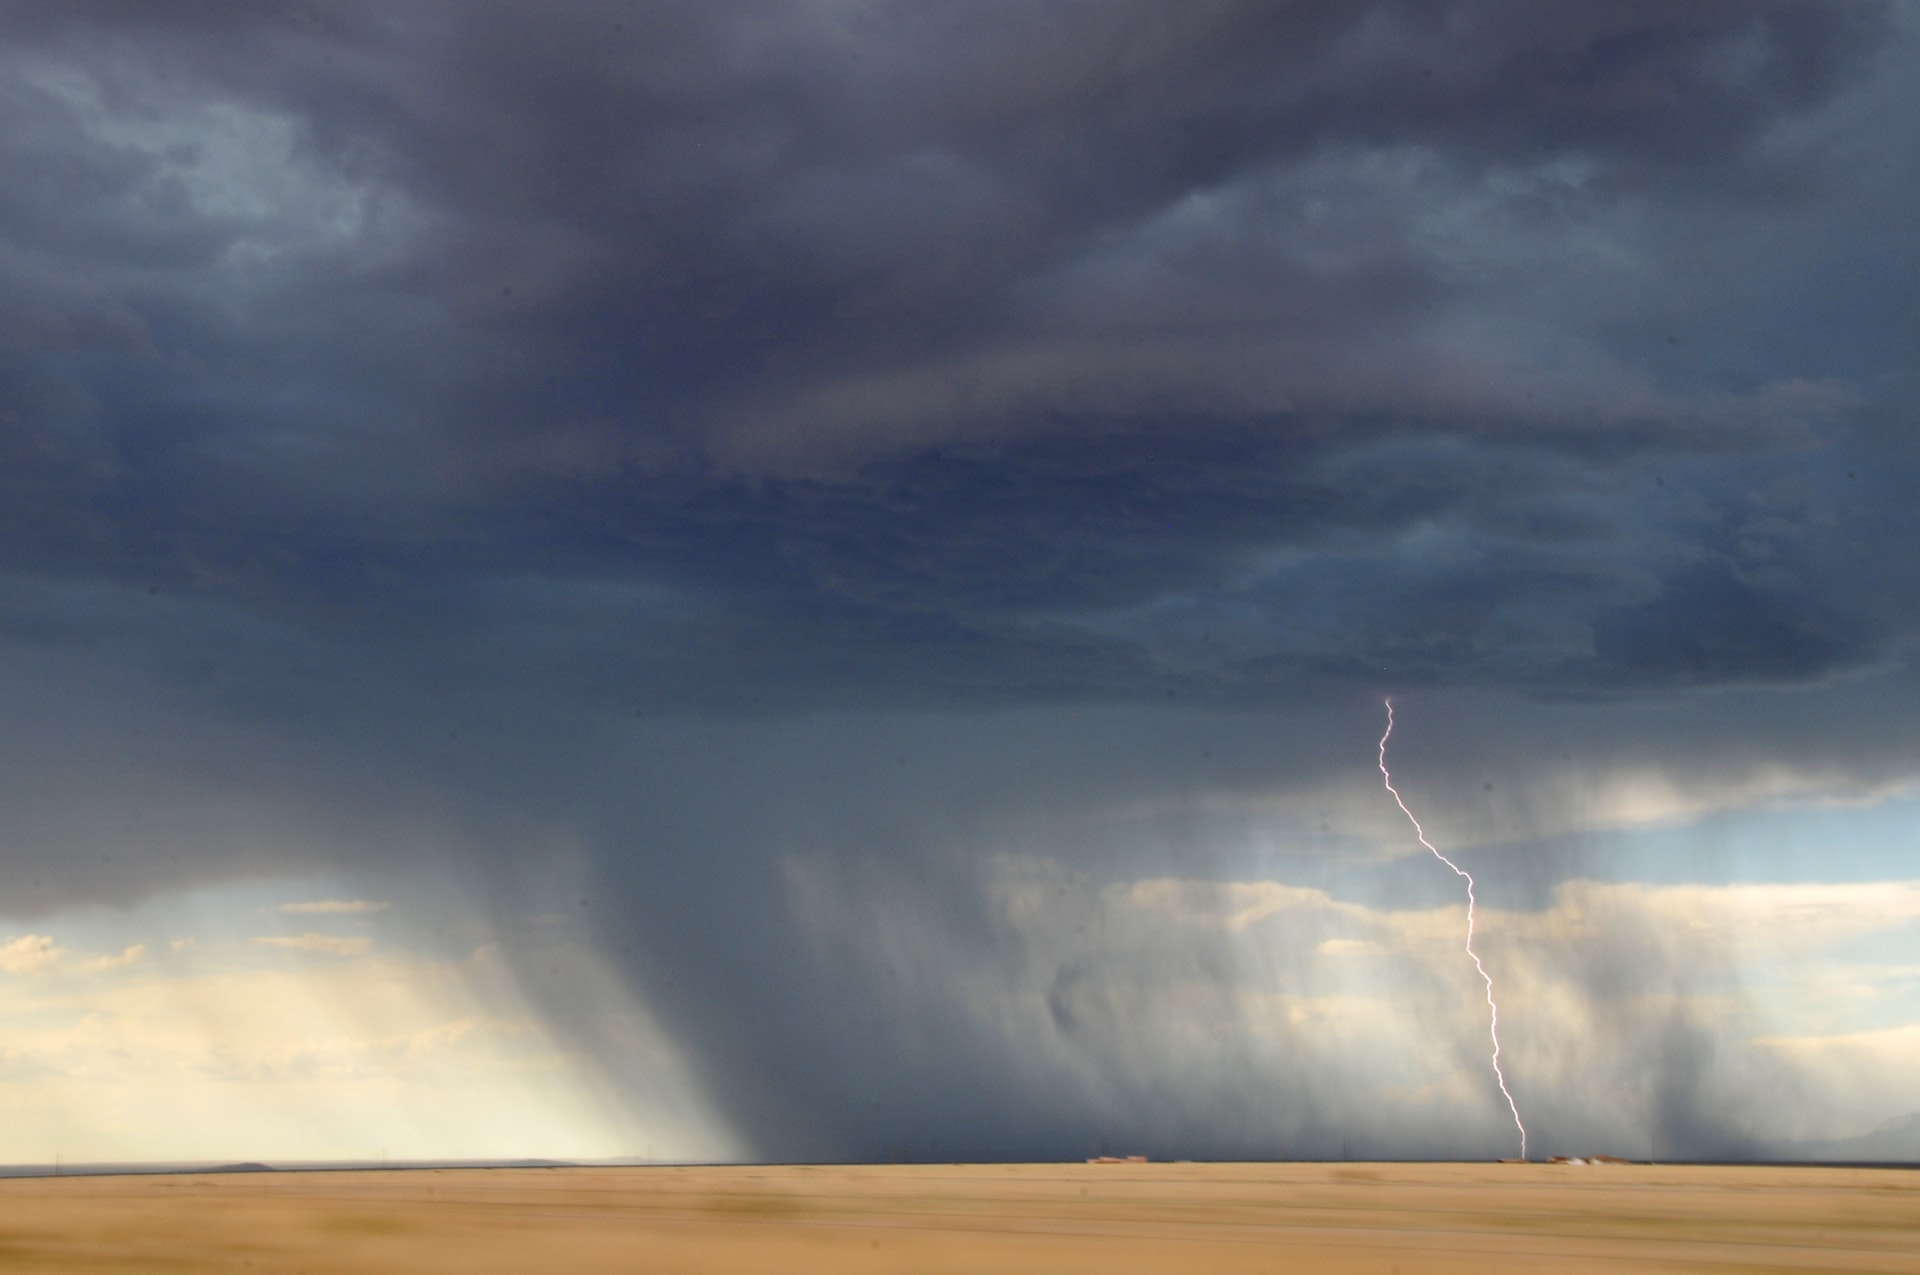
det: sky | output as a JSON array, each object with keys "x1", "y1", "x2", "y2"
[{"x1": 0, "y1": 0, "x2": 1917, "y2": 1165}]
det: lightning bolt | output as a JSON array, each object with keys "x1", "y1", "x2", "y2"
[{"x1": 1378, "y1": 697, "x2": 1528, "y2": 1160}]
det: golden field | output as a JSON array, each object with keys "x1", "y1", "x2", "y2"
[{"x1": 1, "y1": 1160, "x2": 1916, "y2": 1273}]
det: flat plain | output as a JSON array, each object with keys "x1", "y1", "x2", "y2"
[{"x1": 1, "y1": 1161, "x2": 1915, "y2": 1273}]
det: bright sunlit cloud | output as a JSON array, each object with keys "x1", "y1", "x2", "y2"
[
  {"x1": 0, "y1": 935, "x2": 63, "y2": 975},
  {"x1": 252, "y1": 932, "x2": 374, "y2": 957},
  {"x1": 78, "y1": 944, "x2": 147, "y2": 972},
  {"x1": 0, "y1": 878, "x2": 739, "y2": 1166}
]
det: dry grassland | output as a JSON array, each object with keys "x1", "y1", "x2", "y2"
[{"x1": 0, "y1": 1161, "x2": 1915, "y2": 1273}]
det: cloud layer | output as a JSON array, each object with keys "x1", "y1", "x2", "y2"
[{"x1": 0, "y1": 1, "x2": 1913, "y2": 711}]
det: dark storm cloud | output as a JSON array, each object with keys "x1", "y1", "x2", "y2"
[
  {"x1": 0, "y1": 0, "x2": 1912, "y2": 706},
  {"x1": 3, "y1": 1, "x2": 1918, "y2": 1162},
  {"x1": 1591, "y1": 565, "x2": 1865, "y2": 687}
]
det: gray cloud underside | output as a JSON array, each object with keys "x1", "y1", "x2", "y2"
[{"x1": 3, "y1": 1, "x2": 1919, "y2": 1162}]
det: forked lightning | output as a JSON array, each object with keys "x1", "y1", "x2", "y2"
[{"x1": 1378, "y1": 697, "x2": 1528, "y2": 1160}]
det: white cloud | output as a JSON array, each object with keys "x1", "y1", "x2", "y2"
[
  {"x1": 0, "y1": 935, "x2": 63, "y2": 975},
  {"x1": 80, "y1": 944, "x2": 147, "y2": 972},
  {"x1": 1522, "y1": 880, "x2": 1920, "y2": 950},
  {"x1": 169, "y1": 938, "x2": 198, "y2": 955},
  {"x1": 275, "y1": 899, "x2": 390, "y2": 915},
  {"x1": 1112, "y1": 878, "x2": 1364, "y2": 932},
  {"x1": 1757, "y1": 1022, "x2": 1920, "y2": 1062},
  {"x1": 253, "y1": 933, "x2": 374, "y2": 957},
  {"x1": 1110, "y1": 872, "x2": 1920, "y2": 955}
]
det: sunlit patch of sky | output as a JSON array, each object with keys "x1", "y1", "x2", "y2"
[
  {"x1": 1485, "y1": 787, "x2": 1920, "y2": 892},
  {"x1": 0, "y1": 874, "x2": 736, "y2": 1165}
]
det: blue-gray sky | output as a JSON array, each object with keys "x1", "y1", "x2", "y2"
[{"x1": 1, "y1": 1, "x2": 1918, "y2": 1164}]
